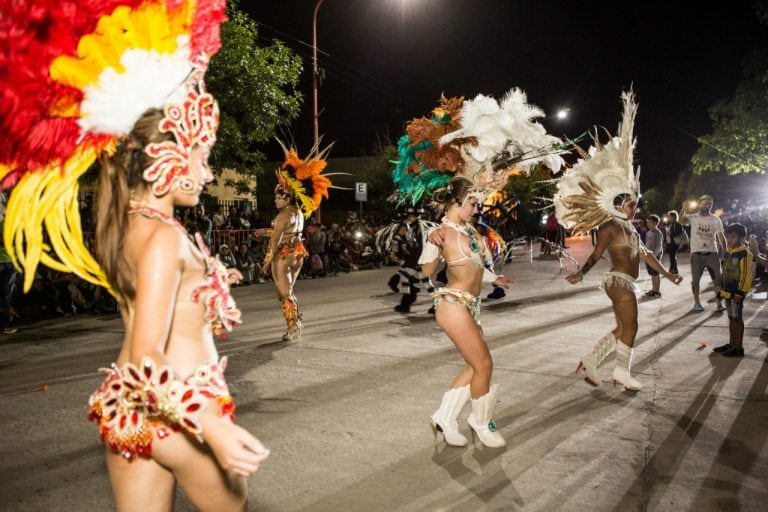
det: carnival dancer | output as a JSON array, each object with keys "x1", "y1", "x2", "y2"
[
  {"x1": 262, "y1": 142, "x2": 338, "y2": 341},
  {"x1": 0, "y1": 1, "x2": 270, "y2": 509},
  {"x1": 390, "y1": 90, "x2": 568, "y2": 446},
  {"x1": 420, "y1": 177, "x2": 515, "y2": 447},
  {"x1": 555, "y1": 91, "x2": 683, "y2": 391}
]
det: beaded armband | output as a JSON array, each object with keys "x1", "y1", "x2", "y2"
[{"x1": 88, "y1": 357, "x2": 209, "y2": 459}]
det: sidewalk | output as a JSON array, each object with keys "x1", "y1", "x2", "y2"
[{"x1": 0, "y1": 236, "x2": 766, "y2": 511}]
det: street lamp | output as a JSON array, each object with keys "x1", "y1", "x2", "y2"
[
  {"x1": 556, "y1": 108, "x2": 569, "y2": 120},
  {"x1": 312, "y1": 0, "x2": 325, "y2": 147}
]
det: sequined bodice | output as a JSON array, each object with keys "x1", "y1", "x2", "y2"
[{"x1": 128, "y1": 203, "x2": 242, "y2": 335}]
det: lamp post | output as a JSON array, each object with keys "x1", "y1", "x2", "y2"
[
  {"x1": 311, "y1": 0, "x2": 326, "y2": 222},
  {"x1": 312, "y1": 0, "x2": 325, "y2": 147}
]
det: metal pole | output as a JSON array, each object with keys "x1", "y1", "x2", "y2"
[
  {"x1": 312, "y1": 0, "x2": 324, "y2": 147},
  {"x1": 312, "y1": 0, "x2": 325, "y2": 223}
]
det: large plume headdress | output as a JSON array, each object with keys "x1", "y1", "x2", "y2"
[
  {"x1": 0, "y1": 0, "x2": 226, "y2": 292},
  {"x1": 553, "y1": 91, "x2": 640, "y2": 235},
  {"x1": 392, "y1": 89, "x2": 568, "y2": 206},
  {"x1": 275, "y1": 140, "x2": 349, "y2": 219}
]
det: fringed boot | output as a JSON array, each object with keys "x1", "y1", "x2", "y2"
[
  {"x1": 576, "y1": 332, "x2": 617, "y2": 386},
  {"x1": 613, "y1": 341, "x2": 642, "y2": 391}
]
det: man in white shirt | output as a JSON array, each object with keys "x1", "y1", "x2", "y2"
[{"x1": 681, "y1": 194, "x2": 726, "y2": 312}]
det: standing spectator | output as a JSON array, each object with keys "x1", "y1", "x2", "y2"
[
  {"x1": 644, "y1": 215, "x2": 664, "y2": 297},
  {"x1": 194, "y1": 204, "x2": 213, "y2": 247},
  {"x1": 666, "y1": 210, "x2": 686, "y2": 274},
  {"x1": 541, "y1": 211, "x2": 558, "y2": 255},
  {"x1": 681, "y1": 194, "x2": 726, "y2": 312},
  {"x1": 310, "y1": 222, "x2": 327, "y2": 271},
  {"x1": 229, "y1": 206, "x2": 242, "y2": 229},
  {"x1": 238, "y1": 209, "x2": 251, "y2": 230},
  {"x1": 713, "y1": 223, "x2": 753, "y2": 357},
  {"x1": 211, "y1": 205, "x2": 226, "y2": 230},
  {"x1": 327, "y1": 231, "x2": 346, "y2": 275},
  {"x1": 235, "y1": 243, "x2": 256, "y2": 284}
]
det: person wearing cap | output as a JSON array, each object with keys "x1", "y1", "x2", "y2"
[{"x1": 681, "y1": 194, "x2": 727, "y2": 312}]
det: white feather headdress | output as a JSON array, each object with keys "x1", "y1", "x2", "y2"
[{"x1": 553, "y1": 91, "x2": 640, "y2": 235}]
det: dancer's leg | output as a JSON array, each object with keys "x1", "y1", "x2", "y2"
[
  {"x1": 435, "y1": 302, "x2": 491, "y2": 398},
  {"x1": 605, "y1": 285, "x2": 642, "y2": 390}
]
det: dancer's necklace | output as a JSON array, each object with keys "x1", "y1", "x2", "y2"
[
  {"x1": 128, "y1": 200, "x2": 185, "y2": 232},
  {"x1": 442, "y1": 217, "x2": 480, "y2": 254}
]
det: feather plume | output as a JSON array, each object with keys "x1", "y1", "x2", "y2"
[{"x1": 553, "y1": 91, "x2": 639, "y2": 235}]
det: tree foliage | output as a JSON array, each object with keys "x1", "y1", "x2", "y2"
[
  {"x1": 206, "y1": 2, "x2": 303, "y2": 188},
  {"x1": 692, "y1": 17, "x2": 768, "y2": 175}
]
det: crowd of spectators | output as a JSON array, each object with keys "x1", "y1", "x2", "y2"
[{"x1": 0, "y1": 204, "x2": 399, "y2": 330}]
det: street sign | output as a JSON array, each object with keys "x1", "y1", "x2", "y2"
[{"x1": 355, "y1": 182, "x2": 368, "y2": 202}]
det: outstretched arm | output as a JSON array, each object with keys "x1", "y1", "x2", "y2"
[{"x1": 640, "y1": 250, "x2": 683, "y2": 284}]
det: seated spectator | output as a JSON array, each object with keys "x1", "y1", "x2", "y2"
[
  {"x1": 235, "y1": 242, "x2": 257, "y2": 284},
  {"x1": 217, "y1": 244, "x2": 237, "y2": 268}
]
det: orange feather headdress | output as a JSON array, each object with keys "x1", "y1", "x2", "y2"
[{"x1": 275, "y1": 140, "x2": 350, "y2": 218}]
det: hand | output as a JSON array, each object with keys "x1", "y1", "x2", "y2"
[
  {"x1": 668, "y1": 273, "x2": 683, "y2": 285},
  {"x1": 205, "y1": 419, "x2": 270, "y2": 476},
  {"x1": 492, "y1": 275, "x2": 515, "y2": 288},
  {"x1": 428, "y1": 228, "x2": 445, "y2": 246},
  {"x1": 566, "y1": 271, "x2": 583, "y2": 284},
  {"x1": 733, "y1": 295, "x2": 743, "y2": 303},
  {"x1": 227, "y1": 268, "x2": 243, "y2": 286},
  {"x1": 262, "y1": 262, "x2": 272, "y2": 276}
]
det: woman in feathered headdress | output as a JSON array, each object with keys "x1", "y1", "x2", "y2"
[
  {"x1": 556, "y1": 91, "x2": 682, "y2": 391},
  {"x1": 0, "y1": 1, "x2": 269, "y2": 508},
  {"x1": 419, "y1": 176, "x2": 515, "y2": 448},
  {"x1": 262, "y1": 141, "x2": 332, "y2": 342}
]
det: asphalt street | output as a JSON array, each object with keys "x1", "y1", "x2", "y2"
[{"x1": 1, "y1": 237, "x2": 767, "y2": 512}]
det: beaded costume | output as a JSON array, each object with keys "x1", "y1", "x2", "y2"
[
  {"x1": 0, "y1": 0, "x2": 246, "y2": 458},
  {"x1": 266, "y1": 142, "x2": 345, "y2": 341}
]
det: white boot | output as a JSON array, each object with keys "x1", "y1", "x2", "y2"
[
  {"x1": 467, "y1": 385, "x2": 505, "y2": 448},
  {"x1": 613, "y1": 341, "x2": 642, "y2": 391},
  {"x1": 576, "y1": 332, "x2": 617, "y2": 386},
  {"x1": 430, "y1": 385, "x2": 470, "y2": 446}
]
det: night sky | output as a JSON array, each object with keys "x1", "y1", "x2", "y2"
[{"x1": 246, "y1": 1, "x2": 768, "y2": 190}]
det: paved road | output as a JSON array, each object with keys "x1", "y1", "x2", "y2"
[{"x1": 1, "y1": 237, "x2": 767, "y2": 511}]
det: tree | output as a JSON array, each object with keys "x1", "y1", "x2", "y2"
[
  {"x1": 691, "y1": 4, "x2": 768, "y2": 175},
  {"x1": 206, "y1": 2, "x2": 303, "y2": 191}
]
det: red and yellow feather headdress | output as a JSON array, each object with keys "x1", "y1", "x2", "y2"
[{"x1": 0, "y1": 0, "x2": 226, "y2": 291}]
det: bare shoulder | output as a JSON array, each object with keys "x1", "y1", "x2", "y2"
[
  {"x1": 598, "y1": 220, "x2": 621, "y2": 236},
  {"x1": 125, "y1": 217, "x2": 186, "y2": 268}
]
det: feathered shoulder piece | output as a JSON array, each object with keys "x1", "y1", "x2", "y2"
[
  {"x1": 554, "y1": 91, "x2": 640, "y2": 235},
  {"x1": 393, "y1": 89, "x2": 567, "y2": 206},
  {"x1": 0, "y1": 0, "x2": 226, "y2": 292},
  {"x1": 276, "y1": 140, "x2": 343, "y2": 219}
]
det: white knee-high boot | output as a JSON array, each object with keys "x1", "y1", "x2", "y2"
[
  {"x1": 467, "y1": 385, "x2": 505, "y2": 448},
  {"x1": 576, "y1": 332, "x2": 617, "y2": 386},
  {"x1": 613, "y1": 341, "x2": 642, "y2": 391},
  {"x1": 430, "y1": 385, "x2": 470, "y2": 446}
]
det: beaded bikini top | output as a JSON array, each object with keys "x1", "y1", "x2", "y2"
[
  {"x1": 128, "y1": 202, "x2": 242, "y2": 336},
  {"x1": 441, "y1": 218, "x2": 491, "y2": 270}
]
